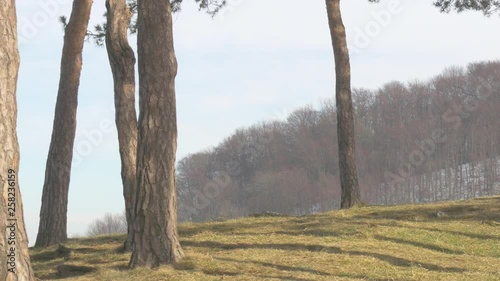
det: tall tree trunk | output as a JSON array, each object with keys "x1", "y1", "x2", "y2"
[
  {"x1": 326, "y1": 0, "x2": 362, "y2": 208},
  {"x1": 35, "y1": 0, "x2": 93, "y2": 247},
  {"x1": 129, "y1": 0, "x2": 184, "y2": 267},
  {"x1": 0, "y1": 1, "x2": 35, "y2": 279},
  {"x1": 105, "y1": 0, "x2": 137, "y2": 251}
]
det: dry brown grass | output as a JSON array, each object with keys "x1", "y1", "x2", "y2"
[{"x1": 30, "y1": 196, "x2": 500, "y2": 280}]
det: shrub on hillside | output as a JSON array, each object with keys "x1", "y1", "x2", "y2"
[{"x1": 86, "y1": 212, "x2": 127, "y2": 237}]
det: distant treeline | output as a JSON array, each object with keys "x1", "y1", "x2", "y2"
[{"x1": 176, "y1": 61, "x2": 500, "y2": 222}]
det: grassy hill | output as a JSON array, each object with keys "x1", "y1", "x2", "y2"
[{"x1": 30, "y1": 196, "x2": 500, "y2": 280}]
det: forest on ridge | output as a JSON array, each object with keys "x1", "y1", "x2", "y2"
[{"x1": 177, "y1": 60, "x2": 500, "y2": 222}]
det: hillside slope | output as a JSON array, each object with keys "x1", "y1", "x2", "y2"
[{"x1": 30, "y1": 196, "x2": 500, "y2": 280}]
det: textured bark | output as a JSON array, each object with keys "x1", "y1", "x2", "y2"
[
  {"x1": 35, "y1": 0, "x2": 93, "y2": 247},
  {"x1": 105, "y1": 0, "x2": 137, "y2": 251},
  {"x1": 129, "y1": 0, "x2": 184, "y2": 267},
  {"x1": 326, "y1": 0, "x2": 362, "y2": 208},
  {"x1": 0, "y1": 1, "x2": 35, "y2": 280}
]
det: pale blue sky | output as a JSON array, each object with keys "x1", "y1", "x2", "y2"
[{"x1": 15, "y1": 0, "x2": 500, "y2": 244}]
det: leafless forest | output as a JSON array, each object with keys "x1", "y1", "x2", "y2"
[{"x1": 177, "y1": 61, "x2": 500, "y2": 222}]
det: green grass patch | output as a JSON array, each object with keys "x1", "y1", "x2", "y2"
[{"x1": 30, "y1": 196, "x2": 500, "y2": 280}]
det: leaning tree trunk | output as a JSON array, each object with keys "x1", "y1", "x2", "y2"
[
  {"x1": 326, "y1": 0, "x2": 362, "y2": 208},
  {"x1": 0, "y1": 1, "x2": 35, "y2": 280},
  {"x1": 35, "y1": 0, "x2": 93, "y2": 247},
  {"x1": 105, "y1": 0, "x2": 138, "y2": 251},
  {"x1": 129, "y1": 0, "x2": 184, "y2": 268}
]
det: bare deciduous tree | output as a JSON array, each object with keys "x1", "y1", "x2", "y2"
[{"x1": 87, "y1": 212, "x2": 127, "y2": 237}]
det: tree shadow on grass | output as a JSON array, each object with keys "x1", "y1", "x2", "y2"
[
  {"x1": 345, "y1": 250, "x2": 465, "y2": 273},
  {"x1": 374, "y1": 235, "x2": 465, "y2": 255},
  {"x1": 180, "y1": 216, "x2": 362, "y2": 239},
  {"x1": 31, "y1": 245, "x2": 124, "y2": 280},
  {"x1": 347, "y1": 219, "x2": 500, "y2": 241},
  {"x1": 253, "y1": 275, "x2": 314, "y2": 281},
  {"x1": 353, "y1": 197, "x2": 500, "y2": 223},
  {"x1": 181, "y1": 240, "x2": 342, "y2": 254},
  {"x1": 282, "y1": 228, "x2": 360, "y2": 237},
  {"x1": 201, "y1": 268, "x2": 241, "y2": 277},
  {"x1": 72, "y1": 234, "x2": 127, "y2": 246},
  {"x1": 208, "y1": 228, "x2": 360, "y2": 238},
  {"x1": 184, "y1": 240, "x2": 466, "y2": 273},
  {"x1": 36, "y1": 264, "x2": 97, "y2": 280},
  {"x1": 180, "y1": 220, "x2": 286, "y2": 237},
  {"x1": 30, "y1": 247, "x2": 109, "y2": 262},
  {"x1": 216, "y1": 257, "x2": 332, "y2": 277},
  {"x1": 402, "y1": 224, "x2": 500, "y2": 240},
  {"x1": 334, "y1": 273, "x2": 405, "y2": 281}
]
